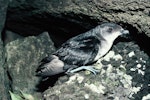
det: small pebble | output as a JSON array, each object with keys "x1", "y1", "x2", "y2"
[
  {"x1": 128, "y1": 51, "x2": 135, "y2": 57},
  {"x1": 137, "y1": 64, "x2": 142, "y2": 68}
]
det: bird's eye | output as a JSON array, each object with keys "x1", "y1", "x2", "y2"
[{"x1": 107, "y1": 27, "x2": 113, "y2": 33}]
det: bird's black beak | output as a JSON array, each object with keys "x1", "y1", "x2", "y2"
[
  {"x1": 121, "y1": 29, "x2": 129, "y2": 35},
  {"x1": 120, "y1": 29, "x2": 130, "y2": 39}
]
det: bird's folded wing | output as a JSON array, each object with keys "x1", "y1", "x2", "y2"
[{"x1": 54, "y1": 35, "x2": 101, "y2": 66}]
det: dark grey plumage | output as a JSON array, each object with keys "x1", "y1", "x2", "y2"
[{"x1": 36, "y1": 23, "x2": 129, "y2": 77}]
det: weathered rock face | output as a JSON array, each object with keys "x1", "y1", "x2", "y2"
[
  {"x1": 5, "y1": 32, "x2": 55, "y2": 98},
  {"x1": 6, "y1": 0, "x2": 150, "y2": 46},
  {"x1": 0, "y1": 0, "x2": 9, "y2": 99}
]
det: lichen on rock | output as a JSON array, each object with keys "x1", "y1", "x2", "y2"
[{"x1": 5, "y1": 32, "x2": 55, "y2": 98}]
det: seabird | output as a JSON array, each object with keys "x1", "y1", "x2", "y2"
[{"x1": 36, "y1": 23, "x2": 129, "y2": 77}]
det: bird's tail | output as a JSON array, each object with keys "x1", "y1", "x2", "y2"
[{"x1": 36, "y1": 55, "x2": 65, "y2": 77}]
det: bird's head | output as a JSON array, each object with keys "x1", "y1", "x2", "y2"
[{"x1": 98, "y1": 23, "x2": 129, "y2": 42}]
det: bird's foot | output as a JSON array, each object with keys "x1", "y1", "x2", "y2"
[{"x1": 66, "y1": 66, "x2": 100, "y2": 75}]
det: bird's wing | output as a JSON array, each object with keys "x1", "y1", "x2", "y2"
[{"x1": 54, "y1": 35, "x2": 101, "y2": 66}]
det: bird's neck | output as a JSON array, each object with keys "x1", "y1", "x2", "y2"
[{"x1": 94, "y1": 40, "x2": 113, "y2": 61}]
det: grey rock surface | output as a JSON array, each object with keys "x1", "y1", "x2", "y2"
[
  {"x1": 6, "y1": 0, "x2": 150, "y2": 38},
  {"x1": 43, "y1": 41, "x2": 150, "y2": 100},
  {"x1": 0, "y1": 0, "x2": 9, "y2": 99},
  {"x1": 5, "y1": 32, "x2": 55, "y2": 98},
  {"x1": 3, "y1": 30, "x2": 23, "y2": 45}
]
